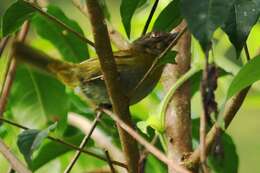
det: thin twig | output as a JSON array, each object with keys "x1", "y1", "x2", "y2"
[
  {"x1": 104, "y1": 150, "x2": 116, "y2": 173},
  {"x1": 0, "y1": 117, "x2": 127, "y2": 169},
  {"x1": 64, "y1": 111, "x2": 102, "y2": 173},
  {"x1": 244, "y1": 43, "x2": 250, "y2": 61},
  {"x1": 141, "y1": 0, "x2": 159, "y2": 35},
  {"x1": 0, "y1": 139, "x2": 31, "y2": 173},
  {"x1": 0, "y1": 22, "x2": 30, "y2": 119},
  {"x1": 22, "y1": 0, "x2": 95, "y2": 48},
  {"x1": 130, "y1": 26, "x2": 187, "y2": 96},
  {"x1": 86, "y1": 0, "x2": 140, "y2": 172},
  {"x1": 185, "y1": 44, "x2": 252, "y2": 169},
  {"x1": 102, "y1": 108, "x2": 191, "y2": 173},
  {"x1": 0, "y1": 36, "x2": 11, "y2": 58},
  {"x1": 200, "y1": 51, "x2": 210, "y2": 173},
  {"x1": 71, "y1": 0, "x2": 130, "y2": 50}
]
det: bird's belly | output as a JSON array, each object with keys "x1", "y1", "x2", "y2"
[{"x1": 80, "y1": 65, "x2": 163, "y2": 106}]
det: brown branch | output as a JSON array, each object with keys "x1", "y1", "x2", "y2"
[
  {"x1": 142, "y1": 0, "x2": 160, "y2": 35},
  {"x1": 186, "y1": 43, "x2": 252, "y2": 169},
  {"x1": 0, "y1": 22, "x2": 30, "y2": 120},
  {"x1": 102, "y1": 108, "x2": 192, "y2": 173},
  {"x1": 0, "y1": 139, "x2": 31, "y2": 173},
  {"x1": 0, "y1": 117, "x2": 127, "y2": 169},
  {"x1": 161, "y1": 21, "x2": 192, "y2": 173},
  {"x1": 23, "y1": 0, "x2": 95, "y2": 48},
  {"x1": 85, "y1": 0, "x2": 140, "y2": 173},
  {"x1": 64, "y1": 112, "x2": 102, "y2": 173},
  {"x1": 0, "y1": 36, "x2": 10, "y2": 58},
  {"x1": 71, "y1": 0, "x2": 130, "y2": 50},
  {"x1": 104, "y1": 150, "x2": 116, "y2": 173}
]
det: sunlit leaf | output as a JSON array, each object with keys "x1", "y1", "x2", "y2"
[
  {"x1": 32, "y1": 5, "x2": 89, "y2": 63},
  {"x1": 120, "y1": 0, "x2": 141, "y2": 38},
  {"x1": 181, "y1": 0, "x2": 235, "y2": 51},
  {"x1": 153, "y1": 0, "x2": 182, "y2": 32},
  {"x1": 10, "y1": 65, "x2": 69, "y2": 130},
  {"x1": 227, "y1": 55, "x2": 260, "y2": 99},
  {"x1": 2, "y1": 0, "x2": 36, "y2": 37},
  {"x1": 222, "y1": 0, "x2": 260, "y2": 57}
]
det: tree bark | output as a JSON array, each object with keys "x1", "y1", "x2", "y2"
[{"x1": 162, "y1": 21, "x2": 193, "y2": 173}]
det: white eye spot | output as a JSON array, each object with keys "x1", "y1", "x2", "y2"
[
  {"x1": 243, "y1": 11, "x2": 248, "y2": 16},
  {"x1": 252, "y1": 9, "x2": 255, "y2": 12}
]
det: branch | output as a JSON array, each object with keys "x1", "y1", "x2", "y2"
[
  {"x1": 0, "y1": 117, "x2": 127, "y2": 169},
  {"x1": 186, "y1": 43, "x2": 252, "y2": 169},
  {"x1": 71, "y1": 0, "x2": 130, "y2": 50},
  {"x1": 104, "y1": 150, "x2": 116, "y2": 173},
  {"x1": 0, "y1": 36, "x2": 10, "y2": 58},
  {"x1": 141, "y1": 0, "x2": 159, "y2": 35},
  {"x1": 86, "y1": 1, "x2": 140, "y2": 173},
  {"x1": 0, "y1": 139, "x2": 31, "y2": 173},
  {"x1": 161, "y1": 21, "x2": 192, "y2": 173},
  {"x1": 64, "y1": 112, "x2": 102, "y2": 173},
  {"x1": 102, "y1": 108, "x2": 191, "y2": 173},
  {"x1": 23, "y1": 0, "x2": 95, "y2": 48},
  {"x1": 0, "y1": 22, "x2": 30, "y2": 120}
]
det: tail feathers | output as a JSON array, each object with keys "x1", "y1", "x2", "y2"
[{"x1": 13, "y1": 42, "x2": 79, "y2": 87}]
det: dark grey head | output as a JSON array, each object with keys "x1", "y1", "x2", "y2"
[{"x1": 131, "y1": 32, "x2": 178, "y2": 55}]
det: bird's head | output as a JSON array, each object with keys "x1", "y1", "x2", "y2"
[{"x1": 131, "y1": 32, "x2": 178, "y2": 55}]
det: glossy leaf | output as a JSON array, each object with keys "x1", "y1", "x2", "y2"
[
  {"x1": 181, "y1": 0, "x2": 235, "y2": 51},
  {"x1": 2, "y1": 0, "x2": 36, "y2": 36},
  {"x1": 32, "y1": 5, "x2": 89, "y2": 63},
  {"x1": 227, "y1": 55, "x2": 260, "y2": 99},
  {"x1": 120, "y1": 0, "x2": 141, "y2": 38},
  {"x1": 17, "y1": 123, "x2": 57, "y2": 167},
  {"x1": 10, "y1": 65, "x2": 69, "y2": 129},
  {"x1": 153, "y1": 0, "x2": 182, "y2": 32},
  {"x1": 222, "y1": 0, "x2": 260, "y2": 57}
]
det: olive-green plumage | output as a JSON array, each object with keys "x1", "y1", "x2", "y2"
[{"x1": 13, "y1": 32, "x2": 177, "y2": 105}]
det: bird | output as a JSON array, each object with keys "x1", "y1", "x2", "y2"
[{"x1": 13, "y1": 32, "x2": 178, "y2": 106}]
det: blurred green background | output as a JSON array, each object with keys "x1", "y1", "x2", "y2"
[{"x1": 0, "y1": 0, "x2": 260, "y2": 172}]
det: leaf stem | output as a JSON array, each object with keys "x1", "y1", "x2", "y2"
[
  {"x1": 141, "y1": 0, "x2": 160, "y2": 36},
  {"x1": 23, "y1": 0, "x2": 95, "y2": 48},
  {"x1": 64, "y1": 111, "x2": 102, "y2": 173},
  {"x1": 160, "y1": 63, "x2": 202, "y2": 131}
]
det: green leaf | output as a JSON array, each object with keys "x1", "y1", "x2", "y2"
[
  {"x1": 2, "y1": 0, "x2": 36, "y2": 37},
  {"x1": 226, "y1": 55, "x2": 260, "y2": 99},
  {"x1": 17, "y1": 123, "x2": 57, "y2": 167},
  {"x1": 120, "y1": 0, "x2": 141, "y2": 38},
  {"x1": 145, "y1": 155, "x2": 167, "y2": 173},
  {"x1": 32, "y1": 5, "x2": 89, "y2": 63},
  {"x1": 31, "y1": 134, "x2": 93, "y2": 171},
  {"x1": 157, "y1": 51, "x2": 177, "y2": 66},
  {"x1": 222, "y1": 0, "x2": 260, "y2": 57},
  {"x1": 192, "y1": 118, "x2": 239, "y2": 173},
  {"x1": 10, "y1": 65, "x2": 69, "y2": 130},
  {"x1": 181, "y1": 0, "x2": 235, "y2": 51},
  {"x1": 153, "y1": 0, "x2": 182, "y2": 32}
]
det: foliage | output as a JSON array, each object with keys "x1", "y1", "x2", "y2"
[{"x1": 0, "y1": 0, "x2": 260, "y2": 172}]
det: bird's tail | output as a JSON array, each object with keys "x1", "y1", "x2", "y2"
[{"x1": 13, "y1": 42, "x2": 79, "y2": 87}]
